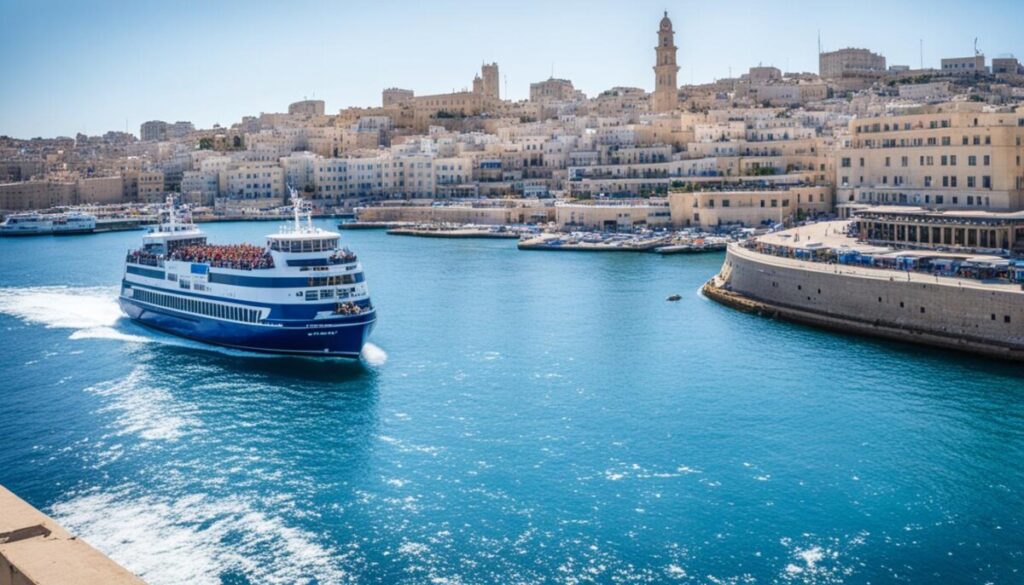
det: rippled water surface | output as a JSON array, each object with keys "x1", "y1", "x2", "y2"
[{"x1": 1, "y1": 220, "x2": 1022, "y2": 584}]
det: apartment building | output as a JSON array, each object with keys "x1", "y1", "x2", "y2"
[
  {"x1": 836, "y1": 104, "x2": 1024, "y2": 212},
  {"x1": 941, "y1": 55, "x2": 986, "y2": 75},
  {"x1": 224, "y1": 163, "x2": 284, "y2": 202},
  {"x1": 137, "y1": 170, "x2": 166, "y2": 204},
  {"x1": 669, "y1": 184, "x2": 832, "y2": 228},
  {"x1": 180, "y1": 170, "x2": 219, "y2": 205}
]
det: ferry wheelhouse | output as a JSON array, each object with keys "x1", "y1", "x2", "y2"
[{"x1": 118, "y1": 194, "x2": 375, "y2": 357}]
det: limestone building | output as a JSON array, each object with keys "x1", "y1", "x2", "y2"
[
  {"x1": 818, "y1": 48, "x2": 886, "y2": 79},
  {"x1": 140, "y1": 120, "x2": 168, "y2": 142},
  {"x1": 941, "y1": 55, "x2": 986, "y2": 75},
  {"x1": 836, "y1": 104, "x2": 1024, "y2": 213},
  {"x1": 288, "y1": 100, "x2": 326, "y2": 116},
  {"x1": 382, "y1": 88, "x2": 415, "y2": 107},
  {"x1": 530, "y1": 78, "x2": 577, "y2": 103},
  {"x1": 651, "y1": 12, "x2": 679, "y2": 113},
  {"x1": 481, "y1": 63, "x2": 500, "y2": 100}
]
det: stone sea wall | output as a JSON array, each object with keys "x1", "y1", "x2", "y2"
[{"x1": 705, "y1": 244, "x2": 1024, "y2": 361}]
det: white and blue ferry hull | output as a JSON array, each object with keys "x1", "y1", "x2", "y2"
[{"x1": 118, "y1": 295, "x2": 376, "y2": 358}]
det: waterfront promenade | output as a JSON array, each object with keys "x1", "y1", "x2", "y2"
[
  {"x1": 705, "y1": 222, "x2": 1024, "y2": 360},
  {"x1": 746, "y1": 221, "x2": 1022, "y2": 293}
]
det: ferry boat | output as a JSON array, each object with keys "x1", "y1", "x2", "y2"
[
  {"x1": 0, "y1": 211, "x2": 97, "y2": 236},
  {"x1": 52, "y1": 211, "x2": 98, "y2": 234},
  {"x1": 118, "y1": 193, "x2": 376, "y2": 358}
]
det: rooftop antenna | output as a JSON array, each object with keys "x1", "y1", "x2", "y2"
[
  {"x1": 974, "y1": 37, "x2": 979, "y2": 56},
  {"x1": 920, "y1": 39, "x2": 924, "y2": 69}
]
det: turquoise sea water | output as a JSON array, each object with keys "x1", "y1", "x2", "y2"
[{"x1": 0, "y1": 219, "x2": 1022, "y2": 584}]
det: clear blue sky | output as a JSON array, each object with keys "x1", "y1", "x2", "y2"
[{"x1": 1, "y1": 0, "x2": 1021, "y2": 139}]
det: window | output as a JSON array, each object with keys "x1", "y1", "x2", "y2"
[
  {"x1": 983, "y1": 176, "x2": 991, "y2": 189},
  {"x1": 968, "y1": 156, "x2": 977, "y2": 166}
]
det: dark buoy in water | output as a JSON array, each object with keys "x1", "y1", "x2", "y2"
[{"x1": 667, "y1": 294, "x2": 682, "y2": 302}]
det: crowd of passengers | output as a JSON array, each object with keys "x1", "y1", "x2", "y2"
[
  {"x1": 170, "y1": 244, "x2": 274, "y2": 270},
  {"x1": 128, "y1": 244, "x2": 355, "y2": 270},
  {"x1": 330, "y1": 249, "x2": 358, "y2": 264},
  {"x1": 335, "y1": 301, "x2": 363, "y2": 315},
  {"x1": 126, "y1": 250, "x2": 161, "y2": 267}
]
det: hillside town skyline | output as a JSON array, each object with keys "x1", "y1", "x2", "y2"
[{"x1": 2, "y1": 0, "x2": 1022, "y2": 139}]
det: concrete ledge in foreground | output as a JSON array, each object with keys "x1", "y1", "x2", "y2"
[{"x1": 0, "y1": 485, "x2": 145, "y2": 585}]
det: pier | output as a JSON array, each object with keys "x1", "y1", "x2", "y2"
[
  {"x1": 518, "y1": 233, "x2": 671, "y2": 252},
  {"x1": 387, "y1": 225, "x2": 522, "y2": 239}
]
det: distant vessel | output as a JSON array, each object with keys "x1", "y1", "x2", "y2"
[
  {"x1": 118, "y1": 192, "x2": 376, "y2": 358},
  {"x1": 0, "y1": 211, "x2": 97, "y2": 236}
]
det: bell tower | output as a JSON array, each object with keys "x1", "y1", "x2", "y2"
[{"x1": 652, "y1": 11, "x2": 679, "y2": 113}]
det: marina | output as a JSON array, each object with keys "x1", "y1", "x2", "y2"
[
  {"x1": 518, "y1": 231, "x2": 671, "y2": 252},
  {"x1": 386, "y1": 224, "x2": 525, "y2": 239}
]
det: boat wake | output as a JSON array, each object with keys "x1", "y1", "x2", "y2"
[
  {"x1": 0, "y1": 285, "x2": 150, "y2": 343},
  {"x1": 0, "y1": 285, "x2": 388, "y2": 364},
  {"x1": 50, "y1": 486, "x2": 354, "y2": 585}
]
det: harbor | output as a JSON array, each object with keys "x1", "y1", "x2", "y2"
[
  {"x1": 3, "y1": 1, "x2": 1024, "y2": 582},
  {"x1": 2, "y1": 221, "x2": 1022, "y2": 584}
]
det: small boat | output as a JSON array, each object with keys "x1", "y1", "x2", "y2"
[{"x1": 666, "y1": 294, "x2": 682, "y2": 302}]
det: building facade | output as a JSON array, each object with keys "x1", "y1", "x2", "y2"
[
  {"x1": 818, "y1": 48, "x2": 886, "y2": 79},
  {"x1": 836, "y1": 105, "x2": 1024, "y2": 212}
]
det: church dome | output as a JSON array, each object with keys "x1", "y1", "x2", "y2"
[{"x1": 659, "y1": 11, "x2": 672, "y2": 30}]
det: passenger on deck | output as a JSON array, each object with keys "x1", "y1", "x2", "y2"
[{"x1": 168, "y1": 244, "x2": 275, "y2": 270}]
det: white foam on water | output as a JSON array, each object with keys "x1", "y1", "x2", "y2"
[
  {"x1": 87, "y1": 366, "x2": 202, "y2": 442},
  {"x1": 70, "y1": 326, "x2": 152, "y2": 343},
  {"x1": 50, "y1": 488, "x2": 354, "y2": 585},
  {"x1": 0, "y1": 285, "x2": 343, "y2": 359},
  {"x1": 0, "y1": 285, "x2": 145, "y2": 340},
  {"x1": 361, "y1": 342, "x2": 388, "y2": 366}
]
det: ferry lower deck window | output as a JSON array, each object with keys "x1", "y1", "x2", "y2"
[{"x1": 305, "y1": 290, "x2": 318, "y2": 301}]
